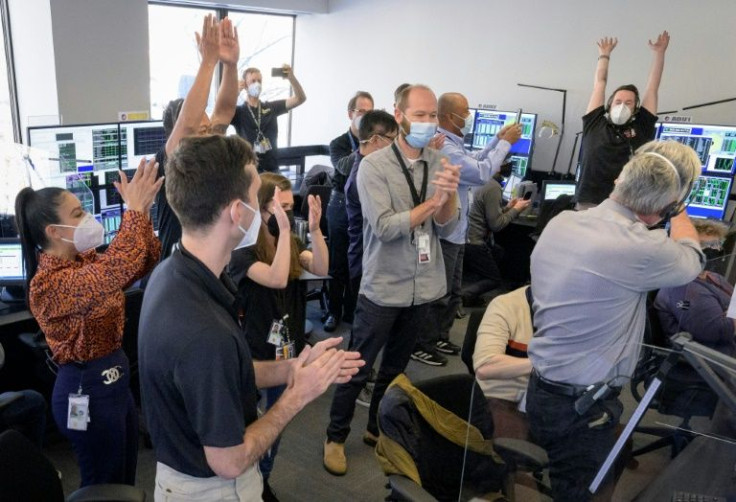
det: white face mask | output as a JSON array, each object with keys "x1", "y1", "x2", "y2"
[
  {"x1": 234, "y1": 201, "x2": 261, "y2": 250},
  {"x1": 53, "y1": 213, "x2": 105, "y2": 252},
  {"x1": 453, "y1": 112, "x2": 473, "y2": 136},
  {"x1": 247, "y1": 82, "x2": 262, "y2": 98},
  {"x1": 609, "y1": 103, "x2": 633, "y2": 126},
  {"x1": 351, "y1": 114, "x2": 363, "y2": 133}
]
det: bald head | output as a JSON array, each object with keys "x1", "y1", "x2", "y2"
[{"x1": 438, "y1": 92, "x2": 470, "y2": 135}]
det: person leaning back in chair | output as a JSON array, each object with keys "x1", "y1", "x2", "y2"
[
  {"x1": 576, "y1": 31, "x2": 670, "y2": 210},
  {"x1": 526, "y1": 140, "x2": 704, "y2": 501}
]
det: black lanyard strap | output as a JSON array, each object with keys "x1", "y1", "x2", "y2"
[{"x1": 392, "y1": 142, "x2": 428, "y2": 208}]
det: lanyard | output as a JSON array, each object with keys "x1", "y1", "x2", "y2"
[
  {"x1": 391, "y1": 143, "x2": 428, "y2": 208},
  {"x1": 348, "y1": 130, "x2": 358, "y2": 152},
  {"x1": 246, "y1": 103, "x2": 265, "y2": 140}
]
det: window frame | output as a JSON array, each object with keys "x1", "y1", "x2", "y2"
[{"x1": 0, "y1": 0, "x2": 21, "y2": 143}]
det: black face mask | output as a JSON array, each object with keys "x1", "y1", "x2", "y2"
[{"x1": 267, "y1": 209, "x2": 295, "y2": 238}]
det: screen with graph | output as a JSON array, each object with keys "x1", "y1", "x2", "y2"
[
  {"x1": 471, "y1": 109, "x2": 537, "y2": 177},
  {"x1": 657, "y1": 123, "x2": 736, "y2": 175},
  {"x1": 686, "y1": 174, "x2": 733, "y2": 220}
]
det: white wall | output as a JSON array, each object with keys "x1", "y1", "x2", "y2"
[
  {"x1": 50, "y1": 0, "x2": 150, "y2": 124},
  {"x1": 292, "y1": 0, "x2": 736, "y2": 173}
]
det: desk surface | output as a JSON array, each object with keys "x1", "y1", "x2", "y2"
[
  {"x1": 635, "y1": 436, "x2": 736, "y2": 500},
  {"x1": 0, "y1": 307, "x2": 33, "y2": 327}
]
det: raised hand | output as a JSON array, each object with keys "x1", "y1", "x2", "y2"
[
  {"x1": 307, "y1": 194, "x2": 322, "y2": 233},
  {"x1": 271, "y1": 187, "x2": 291, "y2": 234},
  {"x1": 218, "y1": 17, "x2": 239, "y2": 65},
  {"x1": 648, "y1": 30, "x2": 670, "y2": 53},
  {"x1": 195, "y1": 14, "x2": 219, "y2": 66},
  {"x1": 281, "y1": 64, "x2": 293, "y2": 80},
  {"x1": 499, "y1": 123, "x2": 522, "y2": 144},
  {"x1": 428, "y1": 132, "x2": 446, "y2": 150},
  {"x1": 113, "y1": 157, "x2": 163, "y2": 214},
  {"x1": 597, "y1": 36, "x2": 618, "y2": 56}
]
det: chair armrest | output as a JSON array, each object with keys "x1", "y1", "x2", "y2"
[
  {"x1": 494, "y1": 437, "x2": 549, "y2": 472},
  {"x1": 388, "y1": 474, "x2": 436, "y2": 502},
  {"x1": 0, "y1": 392, "x2": 24, "y2": 410},
  {"x1": 67, "y1": 484, "x2": 146, "y2": 502}
]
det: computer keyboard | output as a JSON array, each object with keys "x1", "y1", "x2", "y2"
[{"x1": 671, "y1": 491, "x2": 726, "y2": 502}]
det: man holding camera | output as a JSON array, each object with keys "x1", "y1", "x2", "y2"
[
  {"x1": 526, "y1": 141, "x2": 703, "y2": 500},
  {"x1": 232, "y1": 65, "x2": 307, "y2": 173}
]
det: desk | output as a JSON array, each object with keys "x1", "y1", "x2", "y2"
[{"x1": 635, "y1": 436, "x2": 736, "y2": 500}]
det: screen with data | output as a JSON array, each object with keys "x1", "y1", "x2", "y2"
[
  {"x1": 472, "y1": 109, "x2": 537, "y2": 177},
  {"x1": 657, "y1": 123, "x2": 736, "y2": 175}
]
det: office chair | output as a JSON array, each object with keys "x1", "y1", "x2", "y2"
[
  {"x1": 301, "y1": 184, "x2": 332, "y2": 319},
  {"x1": 630, "y1": 302, "x2": 719, "y2": 459},
  {"x1": 377, "y1": 373, "x2": 549, "y2": 501},
  {"x1": 0, "y1": 342, "x2": 24, "y2": 413},
  {"x1": 0, "y1": 429, "x2": 146, "y2": 502},
  {"x1": 461, "y1": 307, "x2": 487, "y2": 375}
]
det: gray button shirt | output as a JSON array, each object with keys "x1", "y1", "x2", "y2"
[
  {"x1": 357, "y1": 141, "x2": 460, "y2": 307},
  {"x1": 528, "y1": 199, "x2": 703, "y2": 386}
]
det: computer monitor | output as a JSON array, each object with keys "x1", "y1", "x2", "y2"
[
  {"x1": 0, "y1": 238, "x2": 24, "y2": 287},
  {"x1": 471, "y1": 109, "x2": 537, "y2": 177},
  {"x1": 657, "y1": 122, "x2": 736, "y2": 175},
  {"x1": 464, "y1": 108, "x2": 479, "y2": 149},
  {"x1": 28, "y1": 123, "x2": 122, "y2": 179},
  {"x1": 97, "y1": 207, "x2": 123, "y2": 245},
  {"x1": 541, "y1": 180, "x2": 577, "y2": 201},
  {"x1": 119, "y1": 121, "x2": 166, "y2": 169},
  {"x1": 502, "y1": 173, "x2": 523, "y2": 201},
  {"x1": 685, "y1": 174, "x2": 733, "y2": 220}
]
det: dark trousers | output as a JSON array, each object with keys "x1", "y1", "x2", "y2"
[
  {"x1": 327, "y1": 195, "x2": 358, "y2": 322},
  {"x1": 526, "y1": 372, "x2": 622, "y2": 501},
  {"x1": 0, "y1": 390, "x2": 46, "y2": 448},
  {"x1": 51, "y1": 349, "x2": 138, "y2": 487},
  {"x1": 428, "y1": 240, "x2": 464, "y2": 346},
  {"x1": 327, "y1": 295, "x2": 430, "y2": 442},
  {"x1": 464, "y1": 242, "x2": 502, "y2": 287},
  {"x1": 259, "y1": 384, "x2": 286, "y2": 481}
]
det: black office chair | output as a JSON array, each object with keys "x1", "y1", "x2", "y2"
[
  {"x1": 461, "y1": 307, "x2": 487, "y2": 376},
  {"x1": 377, "y1": 373, "x2": 549, "y2": 501},
  {"x1": 630, "y1": 300, "x2": 719, "y2": 459},
  {"x1": 0, "y1": 429, "x2": 146, "y2": 502}
]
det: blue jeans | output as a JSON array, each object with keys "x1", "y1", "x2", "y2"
[
  {"x1": 52, "y1": 349, "x2": 138, "y2": 487},
  {"x1": 259, "y1": 384, "x2": 285, "y2": 481},
  {"x1": 0, "y1": 389, "x2": 46, "y2": 448},
  {"x1": 326, "y1": 194, "x2": 357, "y2": 322},
  {"x1": 526, "y1": 372, "x2": 622, "y2": 501},
  {"x1": 327, "y1": 295, "x2": 430, "y2": 441}
]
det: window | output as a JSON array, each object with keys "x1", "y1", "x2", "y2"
[
  {"x1": 0, "y1": 0, "x2": 17, "y2": 144},
  {"x1": 148, "y1": 3, "x2": 295, "y2": 146}
]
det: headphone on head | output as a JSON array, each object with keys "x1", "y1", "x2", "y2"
[{"x1": 644, "y1": 152, "x2": 695, "y2": 219}]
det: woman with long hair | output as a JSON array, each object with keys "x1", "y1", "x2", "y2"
[
  {"x1": 228, "y1": 172, "x2": 327, "y2": 500},
  {"x1": 14, "y1": 158, "x2": 162, "y2": 487}
]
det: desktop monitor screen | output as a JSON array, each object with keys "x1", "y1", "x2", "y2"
[
  {"x1": 685, "y1": 174, "x2": 733, "y2": 220},
  {"x1": 657, "y1": 122, "x2": 736, "y2": 175},
  {"x1": 28, "y1": 123, "x2": 123, "y2": 178},
  {"x1": 472, "y1": 109, "x2": 537, "y2": 177},
  {"x1": 0, "y1": 238, "x2": 24, "y2": 287},
  {"x1": 542, "y1": 180, "x2": 577, "y2": 201},
  {"x1": 119, "y1": 121, "x2": 166, "y2": 169}
]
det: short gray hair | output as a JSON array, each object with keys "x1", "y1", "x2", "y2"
[{"x1": 611, "y1": 140, "x2": 701, "y2": 215}]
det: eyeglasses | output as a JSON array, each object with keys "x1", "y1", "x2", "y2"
[
  {"x1": 360, "y1": 134, "x2": 397, "y2": 145},
  {"x1": 351, "y1": 108, "x2": 371, "y2": 115}
]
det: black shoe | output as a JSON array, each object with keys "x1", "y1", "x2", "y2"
[
  {"x1": 262, "y1": 479, "x2": 280, "y2": 502},
  {"x1": 435, "y1": 340, "x2": 461, "y2": 355},
  {"x1": 411, "y1": 350, "x2": 447, "y2": 367},
  {"x1": 323, "y1": 315, "x2": 338, "y2": 332}
]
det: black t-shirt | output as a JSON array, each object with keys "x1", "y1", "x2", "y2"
[
  {"x1": 577, "y1": 105, "x2": 658, "y2": 205},
  {"x1": 232, "y1": 100, "x2": 288, "y2": 173},
  {"x1": 138, "y1": 245, "x2": 258, "y2": 478},
  {"x1": 154, "y1": 148, "x2": 181, "y2": 260},
  {"x1": 228, "y1": 237, "x2": 308, "y2": 361}
]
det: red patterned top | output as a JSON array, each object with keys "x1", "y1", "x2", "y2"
[{"x1": 30, "y1": 210, "x2": 160, "y2": 364}]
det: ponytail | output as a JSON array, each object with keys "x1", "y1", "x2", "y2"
[{"x1": 14, "y1": 187, "x2": 65, "y2": 288}]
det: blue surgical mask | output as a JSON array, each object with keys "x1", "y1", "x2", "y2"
[
  {"x1": 454, "y1": 112, "x2": 473, "y2": 136},
  {"x1": 247, "y1": 82, "x2": 262, "y2": 99},
  {"x1": 234, "y1": 201, "x2": 261, "y2": 250},
  {"x1": 402, "y1": 115, "x2": 437, "y2": 149}
]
